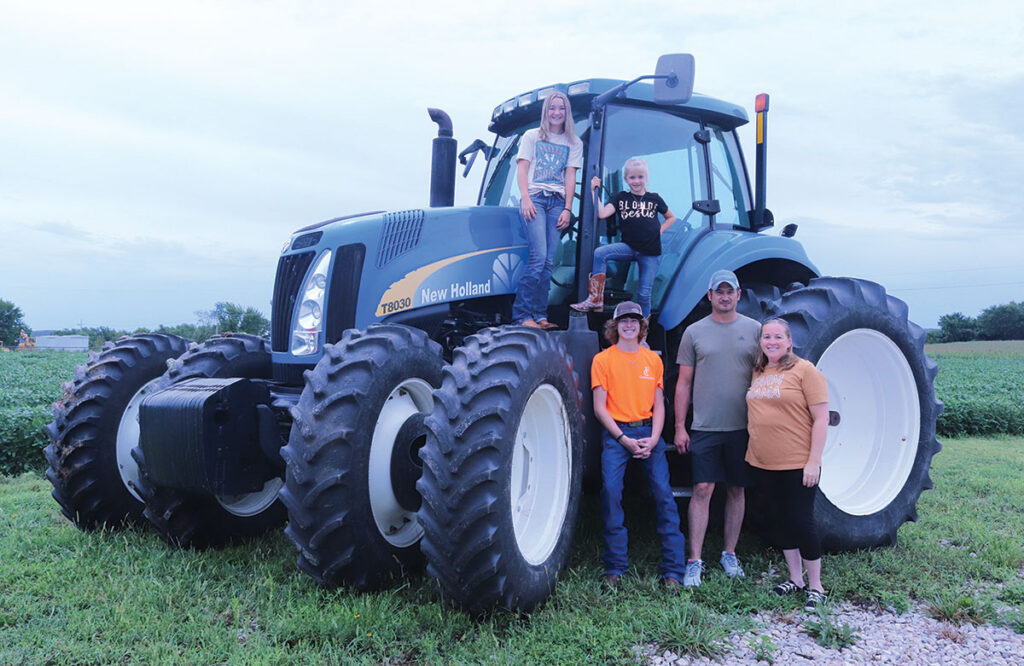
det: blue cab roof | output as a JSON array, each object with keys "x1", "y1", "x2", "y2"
[{"x1": 488, "y1": 78, "x2": 750, "y2": 135}]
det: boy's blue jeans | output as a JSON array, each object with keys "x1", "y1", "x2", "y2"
[
  {"x1": 593, "y1": 243, "x2": 661, "y2": 317},
  {"x1": 512, "y1": 192, "x2": 563, "y2": 323},
  {"x1": 600, "y1": 424, "x2": 687, "y2": 579}
]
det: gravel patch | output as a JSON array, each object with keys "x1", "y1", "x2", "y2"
[{"x1": 635, "y1": 602, "x2": 1024, "y2": 665}]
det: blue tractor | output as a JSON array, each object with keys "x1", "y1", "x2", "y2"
[{"x1": 45, "y1": 55, "x2": 941, "y2": 614}]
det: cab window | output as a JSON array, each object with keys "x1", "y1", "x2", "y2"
[{"x1": 480, "y1": 118, "x2": 590, "y2": 212}]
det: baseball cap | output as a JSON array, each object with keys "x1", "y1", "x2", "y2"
[
  {"x1": 708, "y1": 269, "x2": 739, "y2": 291},
  {"x1": 612, "y1": 301, "x2": 644, "y2": 320}
]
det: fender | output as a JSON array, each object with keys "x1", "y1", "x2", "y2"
[{"x1": 658, "y1": 230, "x2": 819, "y2": 330}]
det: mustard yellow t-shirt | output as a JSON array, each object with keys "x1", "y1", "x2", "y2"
[
  {"x1": 745, "y1": 358, "x2": 828, "y2": 470},
  {"x1": 591, "y1": 345, "x2": 663, "y2": 423}
]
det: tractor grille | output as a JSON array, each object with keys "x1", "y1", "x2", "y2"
[
  {"x1": 325, "y1": 243, "x2": 366, "y2": 343},
  {"x1": 376, "y1": 210, "x2": 424, "y2": 268},
  {"x1": 271, "y1": 251, "x2": 315, "y2": 352}
]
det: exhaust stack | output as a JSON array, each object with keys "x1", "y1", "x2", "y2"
[{"x1": 428, "y1": 108, "x2": 456, "y2": 207}]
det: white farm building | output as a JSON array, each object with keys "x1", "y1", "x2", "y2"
[{"x1": 35, "y1": 335, "x2": 89, "y2": 351}]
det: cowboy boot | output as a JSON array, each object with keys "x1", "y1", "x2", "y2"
[{"x1": 571, "y1": 273, "x2": 606, "y2": 312}]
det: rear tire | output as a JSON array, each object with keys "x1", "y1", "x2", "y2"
[
  {"x1": 44, "y1": 334, "x2": 189, "y2": 529},
  {"x1": 131, "y1": 333, "x2": 286, "y2": 548},
  {"x1": 280, "y1": 324, "x2": 444, "y2": 590},
  {"x1": 417, "y1": 327, "x2": 584, "y2": 614},
  {"x1": 766, "y1": 277, "x2": 942, "y2": 550}
]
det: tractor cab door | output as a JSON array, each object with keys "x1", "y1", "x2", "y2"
[{"x1": 578, "y1": 103, "x2": 711, "y2": 313}]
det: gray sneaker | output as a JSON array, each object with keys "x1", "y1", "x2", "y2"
[
  {"x1": 720, "y1": 551, "x2": 745, "y2": 578},
  {"x1": 683, "y1": 559, "x2": 704, "y2": 588}
]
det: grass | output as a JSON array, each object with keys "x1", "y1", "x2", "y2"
[
  {"x1": 2, "y1": 436, "x2": 1023, "y2": 664},
  {"x1": 803, "y1": 606, "x2": 859, "y2": 650}
]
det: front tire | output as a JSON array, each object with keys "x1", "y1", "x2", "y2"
[
  {"x1": 767, "y1": 277, "x2": 942, "y2": 550},
  {"x1": 417, "y1": 327, "x2": 585, "y2": 614},
  {"x1": 279, "y1": 324, "x2": 445, "y2": 590},
  {"x1": 44, "y1": 334, "x2": 189, "y2": 529},
  {"x1": 131, "y1": 333, "x2": 286, "y2": 548}
]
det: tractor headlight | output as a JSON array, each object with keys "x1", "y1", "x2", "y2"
[{"x1": 290, "y1": 250, "x2": 331, "y2": 355}]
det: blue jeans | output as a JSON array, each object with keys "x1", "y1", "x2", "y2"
[
  {"x1": 512, "y1": 192, "x2": 563, "y2": 323},
  {"x1": 600, "y1": 424, "x2": 687, "y2": 578},
  {"x1": 593, "y1": 243, "x2": 661, "y2": 317}
]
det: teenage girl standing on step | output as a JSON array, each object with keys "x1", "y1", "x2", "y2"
[{"x1": 511, "y1": 91, "x2": 583, "y2": 329}]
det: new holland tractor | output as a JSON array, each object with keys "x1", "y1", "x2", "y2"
[{"x1": 45, "y1": 55, "x2": 941, "y2": 614}]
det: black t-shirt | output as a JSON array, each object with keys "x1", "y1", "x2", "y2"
[{"x1": 610, "y1": 191, "x2": 668, "y2": 256}]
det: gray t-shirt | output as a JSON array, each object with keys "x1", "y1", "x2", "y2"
[{"x1": 676, "y1": 314, "x2": 761, "y2": 431}]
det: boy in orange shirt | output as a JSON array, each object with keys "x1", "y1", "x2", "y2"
[{"x1": 592, "y1": 301, "x2": 687, "y2": 589}]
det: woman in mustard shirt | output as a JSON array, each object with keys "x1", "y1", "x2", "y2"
[{"x1": 746, "y1": 318, "x2": 830, "y2": 611}]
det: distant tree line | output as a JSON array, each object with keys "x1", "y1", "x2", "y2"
[
  {"x1": 929, "y1": 301, "x2": 1024, "y2": 343},
  {"x1": 50, "y1": 302, "x2": 270, "y2": 349},
  {"x1": 0, "y1": 298, "x2": 29, "y2": 347}
]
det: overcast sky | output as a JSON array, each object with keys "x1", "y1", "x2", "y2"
[{"x1": 2, "y1": 0, "x2": 1022, "y2": 331}]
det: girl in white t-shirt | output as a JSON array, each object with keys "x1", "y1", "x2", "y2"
[{"x1": 511, "y1": 91, "x2": 583, "y2": 329}]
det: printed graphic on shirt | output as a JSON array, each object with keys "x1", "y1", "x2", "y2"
[
  {"x1": 533, "y1": 141, "x2": 570, "y2": 186},
  {"x1": 747, "y1": 373, "x2": 784, "y2": 400},
  {"x1": 619, "y1": 198, "x2": 661, "y2": 220},
  {"x1": 640, "y1": 364, "x2": 656, "y2": 380}
]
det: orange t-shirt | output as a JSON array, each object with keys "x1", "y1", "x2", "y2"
[
  {"x1": 745, "y1": 358, "x2": 828, "y2": 470},
  {"x1": 591, "y1": 345, "x2": 663, "y2": 423}
]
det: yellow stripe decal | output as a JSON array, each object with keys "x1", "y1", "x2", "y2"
[{"x1": 375, "y1": 245, "x2": 524, "y2": 317}]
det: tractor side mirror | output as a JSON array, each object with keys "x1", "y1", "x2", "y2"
[{"x1": 653, "y1": 54, "x2": 695, "y2": 105}]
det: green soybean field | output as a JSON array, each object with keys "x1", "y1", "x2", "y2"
[
  {"x1": 1, "y1": 341, "x2": 1023, "y2": 476},
  {"x1": 927, "y1": 340, "x2": 1024, "y2": 437},
  {"x1": 0, "y1": 351, "x2": 85, "y2": 475}
]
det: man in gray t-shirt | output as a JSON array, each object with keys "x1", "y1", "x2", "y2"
[{"x1": 674, "y1": 269, "x2": 760, "y2": 588}]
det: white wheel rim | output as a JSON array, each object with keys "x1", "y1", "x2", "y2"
[
  {"x1": 117, "y1": 377, "x2": 163, "y2": 502},
  {"x1": 817, "y1": 329, "x2": 920, "y2": 515},
  {"x1": 217, "y1": 478, "x2": 284, "y2": 516},
  {"x1": 368, "y1": 378, "x2": 434, "y2": 548},
  {"x1": 511, "y1": 383, "x2": 572, "y2": 565}
]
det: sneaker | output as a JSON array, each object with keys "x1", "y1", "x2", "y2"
[
  {"x1": 602, "y1": 573, "x2": 622, "y2": 588},
  {"x1": 661, "y1": 576, "x2": 681, "y2": 593},
  {"x1": 720, "y1": 551, "x2": 745, "y2": 578},
  {"x1": 805, "y1": 589, "x2": 827, "y2": 611},
  {"x1": 772, "y1": 580, "x2": 805, "y2": 596},
  {"x1": 683, "y1": 559, "x2": 704, "y2": 588}
]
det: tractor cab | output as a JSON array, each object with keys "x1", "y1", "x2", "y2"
[{"x1": 475, "y1": 63, "x2": 757, "y2": 334}]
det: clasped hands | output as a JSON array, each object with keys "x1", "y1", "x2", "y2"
[{"x1": 619, "y1": 434, "x2": 657, "y2": 459}]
